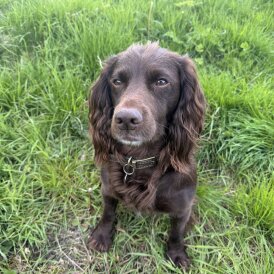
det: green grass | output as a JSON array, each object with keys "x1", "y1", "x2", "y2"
[{"x1": 0, "y1": 0, "x2": 273, "y2": 273}]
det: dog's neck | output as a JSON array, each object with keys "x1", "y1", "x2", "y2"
[
  {"x1": 110, "y1": 140, "x2": 166, "y2": 186},
  {"x1": 114, "y1": 139, "x2": 164, "y2": 160}
]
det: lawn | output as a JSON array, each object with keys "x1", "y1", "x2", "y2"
[{"x1": 0, "y1": 0, "x2": 273, "y2": 273}]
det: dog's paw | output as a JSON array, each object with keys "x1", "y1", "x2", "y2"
[
  {"x1": 166, "y1": 246, "x2": 190, "y2": 270},
  {"x1": 87, "y1": 228, "x2": 113, "y2": 252}
]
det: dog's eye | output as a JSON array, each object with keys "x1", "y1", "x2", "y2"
[
  {"x1": 112, "y1": 79, "x2": 122, "y2": 86},
  {"x1": 155, "y1": 78, "x2": 168, "y2": 86}
]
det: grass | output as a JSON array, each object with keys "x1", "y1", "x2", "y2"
[{"x1": 0, "y1": 0, "x2": 273, "y2": 273}]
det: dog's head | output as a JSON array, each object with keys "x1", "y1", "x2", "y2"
[{"x1": 89, "y1": 43, "x2": 206, "y2": 172}]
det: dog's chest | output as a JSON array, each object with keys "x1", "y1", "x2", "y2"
[{"x1": 107, "y1": 162, "x2": 154, "y2": 209}]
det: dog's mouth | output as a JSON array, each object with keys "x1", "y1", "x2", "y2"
[
  {"x1": 112, "y1": 132, "x2": 145, "y2": 147},
  {"x1": 118, "y1": 139, "x2": 143, "y2": 147}
]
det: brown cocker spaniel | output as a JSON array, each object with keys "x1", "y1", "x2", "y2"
[{"x1": 87, "y1": 43, "x2": 206, "y2": 269}]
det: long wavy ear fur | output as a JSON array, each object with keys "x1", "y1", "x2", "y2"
[
  {"x1": 168, "y1": 56, "x2": 206, "y2": 175},
  {"x1": 88, "y1": 56, "x2": 117, "y2": 166}
]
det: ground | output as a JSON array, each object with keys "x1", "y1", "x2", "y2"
[{"x1": 0, "y1": 0, "x2": 273, "y2": 273}]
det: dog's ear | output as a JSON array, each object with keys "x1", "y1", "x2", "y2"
[
  {"x1": 89, "y1": 56, "x2": 117, "y2": 165},
  {"x1": 167, "y1": 56, "x2": 206, "y2": 175}
]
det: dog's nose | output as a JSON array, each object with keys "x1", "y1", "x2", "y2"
[{"x1": 114, "y1": 108, "x2": 143, "y2": 130}]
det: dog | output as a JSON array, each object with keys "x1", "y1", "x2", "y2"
[{"x1": 87, "y1": 43, "x2": 206, "y2": 269}]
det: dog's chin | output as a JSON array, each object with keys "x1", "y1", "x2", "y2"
[
  {"x1": 112, "y1": 127, "x2": 159, "y2": 147},
  {"x1": 118, "y1": 139, "x2": 143, "y2": 147},
  {"x1": 112, "y1": 133, "x2": 146, "y2": 147}
]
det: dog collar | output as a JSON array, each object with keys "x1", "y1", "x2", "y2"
[{"x1": 110, "y1": 155, "x2": 157, "y2": 182}]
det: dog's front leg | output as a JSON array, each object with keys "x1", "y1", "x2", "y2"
[
  {"x1": 87, "y1": 194, "x2": 118, "y2": 252},
  {"x1": 155, "y1": 171, "x2": 195, "y2": 269},
  {"x1": 167, "y1": 210, "x2": 192, "y2": 269}
]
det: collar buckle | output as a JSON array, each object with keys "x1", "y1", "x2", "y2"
[
  {"x1": 123, "y1": 157, "x2": 135, "y2": 182},
  {"x1": 110, "y1": 154, "x2": 157, "y2": 183}
]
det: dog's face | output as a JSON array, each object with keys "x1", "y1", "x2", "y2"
[
  {"x1": 89, "y1": 43, "x2": 205, "y2": 169},
  {"x1": 109, "y1": 44, "x2": 181, "y2": 146}
]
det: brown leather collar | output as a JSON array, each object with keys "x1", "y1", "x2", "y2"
[{"x1": 110, "y1": 155, "x2": 157, "y2": 182}]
